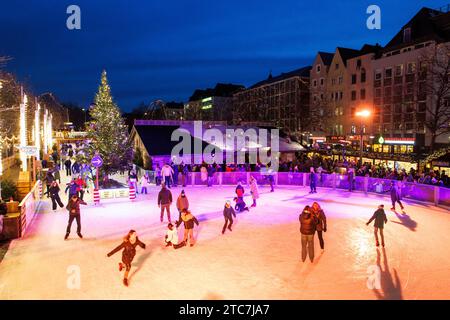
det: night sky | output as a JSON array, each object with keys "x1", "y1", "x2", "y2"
[{"x1": 0, "y1": 0, "x2": 445, "y2": 111}]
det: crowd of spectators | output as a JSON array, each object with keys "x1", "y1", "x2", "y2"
[{"x1": 153, "y1": 153, "x2": 450, "y2": 188}]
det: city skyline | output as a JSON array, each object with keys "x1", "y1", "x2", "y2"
[{"x1": 0, "y1": 0, "x2": 447, "y2": 111}]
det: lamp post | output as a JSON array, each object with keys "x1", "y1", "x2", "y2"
[
  {"x1": 19, "y1": 88, "x2": 28, "y2": 172},
  {"x1": 82, "y1": 108, "x2": 86, "y2": 127},
  {"x1": 355, "y1": 110, "x2": 371, "y2": 165}
]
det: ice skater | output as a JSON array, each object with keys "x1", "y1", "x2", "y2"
[
  {"x1": 222, "y1": 200, "x2": 236, "y2": 234},
  {"x1": 49, "y1": 181, "x2": 64, "y2": 212},
  {"x1": 176, "y1": 209, "x2": 199, "y2": 247},
  {"x1": 249, "y1": 176, "x2": 259, "y2": 207},
  {"x1": 299, "y1": 205, "x2": 318, "y2": 263},
  {"x1": 309, "y1": 167, "x2": 317, "y2": 194},
  {"x1": 176, "y1": 189, "x2": 189, "y2": 221},
  {"x1": 140, "y1": 173, "x2": 149, "y2": 194},
  {"x1": 107, "y1": 230, "x2": 146, "y2": 287},
  {"x1": 234, "y1": 181, "x2": 249, "y2": 212},
  {"x1": 366, "y1": 204, "x2": 388, "y2": 247},
  {"x1": 158, "y1": 182, "x2": 173, "y2": 223},
  {"x1": 347, "y1": 166, "x2": 355, "y2": 192},
  {"x1": 311, "y1": 202, "x2": 327, "y2": 251},
  {"x1": 65, "y1": 194, "x2": 87, "y2": 240},
  {"x1": 389, "y1": 182, "x2": 404, "y2": 212},
  {"x1": 165, "y1": 223, "x2": 184, "y2": 249},
  {"x1": 161, "y1": 163, "x2": 174, "y2": 188}
]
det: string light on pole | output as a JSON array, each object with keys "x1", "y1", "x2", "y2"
[{"x1": 20, "y1": 87, "x2": 28, "y2": 171}]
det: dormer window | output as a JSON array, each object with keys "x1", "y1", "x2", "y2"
[{"x1": 403, "y1": 27, "x2": 411, "y2": 43}]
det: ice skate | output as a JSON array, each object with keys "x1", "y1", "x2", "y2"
[
  {"x1": 77, "y1": 232, "x2": 83, "y2": 239},
  {"x1": 64, "y1": 233, "x2": 69, "y2": 240},
  {"x1": 118, "y1": 263, "x2": 123, "y2": 272},
  {"x1": 123, "y1": 278, "x2": 129, "y2": 287}
]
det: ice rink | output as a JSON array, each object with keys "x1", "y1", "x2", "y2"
[{"x1": 0, "y1": 181, "x2": 449, "y2": 300}]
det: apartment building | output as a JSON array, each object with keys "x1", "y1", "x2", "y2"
[
  {"x1": 371, "y1": 7, "x2": 450, "y2": 155},
  {"x1": 233, "y1": 66, "x2": 311, "y2": 134}
]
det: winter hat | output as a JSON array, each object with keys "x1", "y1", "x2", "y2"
[{"x1": 181, "y1": 190, "x2": 185, "y2": 195}]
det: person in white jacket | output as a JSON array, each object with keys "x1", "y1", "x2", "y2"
[
  {"x1": 161, "y1": 164, "x2": 174, "y2": 188},
  {"x1": 140, "y1": 174, "x2": 149, "y2": 194},
  {"x1": 249, "y1": 176, "x2": 260, "y2": 207},
  {"x1": 165, "y1": 223, "x2": 184, "y2": 249}
]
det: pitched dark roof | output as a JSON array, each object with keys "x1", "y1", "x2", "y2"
[
  {"x1": 318, "y1": 52, "x2": 334, "y2": 66},
  {"x1": 359, "y1": 43, "x2": 383, "y2": 55},
  {"x1": 384, "y1": 7, "x2": 450, "y2": 51},
  {"x1": 133, "y1": 125, "x2": 218, "y2": 156},
  {"x1": 189, "y1": 83, "x2": 244, "y2": 101},
  {"x1": 336, "y1": 47, "x2": 361, "y2": 65},
  {"x1": 249, "y1": 66, "x2": 312, "y2": 89}
]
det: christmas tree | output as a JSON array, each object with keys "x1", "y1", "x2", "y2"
[{"x1": 85, "y1": 70, "x2": 133, "y2": 179}]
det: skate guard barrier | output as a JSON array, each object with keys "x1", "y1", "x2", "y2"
[
  {"x1": 136, "y1": 168, "x2": 449, "y2": 208},
  {"x1": 17, "y1": 180, "x2": 42, "y2": 238}
]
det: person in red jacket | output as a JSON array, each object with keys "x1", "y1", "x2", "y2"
[
  {"x1": 74, "y1": 175, "x2": 87, "y2": 200},
  {"x1": 107, "y1": 230, "x2": 146, "y2": 287}
]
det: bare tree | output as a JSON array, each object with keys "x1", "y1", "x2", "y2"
[{"x1": 418, "y1": 43, "x2": 450, "y2": 151}]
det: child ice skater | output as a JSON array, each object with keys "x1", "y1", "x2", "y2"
[
  {"x1": 222, "y1": 200, "x2": 236, "y2": 234},
  {"x1": 107, "y1": 230, "x2": 146, "y2": 287},
  {"x1": 366, "y1": 205, "x2": 388, "y2": 247},
  {"x1": 165, "y1": 223, "x2": 184, "y2": 249}
]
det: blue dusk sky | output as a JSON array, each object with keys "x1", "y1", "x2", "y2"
[{"x1": 0, "y1": 0, "x2": 446, "y2": 111}]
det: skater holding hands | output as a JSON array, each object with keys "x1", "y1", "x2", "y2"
[
  {"x1": 165, "y1": 223, "x2": 184, "y2": 249},
  {"x1": 366, "y1": 204, "x2": 388, "y2": 247},
  {"x1": 107, "y1": 230, "x2": 146, "y2": 287},
  {"x1": 311, "y1": 202, "x2": 327, "y2": 251},
  {"x1": 299, "y1": 205, "x2": 318, "y2": 263},
  {"x1": 176, "y1": 209, "x2": 199, "y2": 247}
]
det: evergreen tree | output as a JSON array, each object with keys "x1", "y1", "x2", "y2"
[{"x1": 85, "y1": 70, "x2": 133, "y2": 178}]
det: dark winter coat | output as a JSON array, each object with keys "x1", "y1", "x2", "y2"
[
  {"x1": 309, "y1": 173, "x2": 317, "y2": 185},
  {"x1": 299, "y1": 210, "x2": 318, "y2": 235},
  {"x1": 49, "y1": 185, "x2": 61, "y2": 198},
  {"x1": 312, "y1": 208, "x2": 327, "y2": 232},
  {"x1": 223, "y1": 206, "x2": 236, "y2": 220},
  {"x1": 65, "y1": 182, "x2": 78, "y2": 196},
  {"x1": 158, "y1": 187, "x2": 173, "y2": 205},
  {"x1": 179, "y1": 212, "x2": 199, "y2": 230},
  {"x1": 44, "y1": 173, "x2": 55, "y2": 186},
  {"x1": 66, "y1": 198, "x2": 87, "y2": 216},
  {"x1": 390, "y1": 185, "x2": 401, "y2": 201},
  {"x1": 107, "y1": 238, "x2": 146, "y2": 264},
  {"x1": 64, "y1": 159, "x2": 72, "y2": 169},
  {"x1": 367, "y1": 209, "x2": 388, "y2": 229}
]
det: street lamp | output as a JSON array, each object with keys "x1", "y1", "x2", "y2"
[
  {"x1": 82, "y1": 108, "x2": 86, "y2": 127},
  {"x1": 355, "y1": 110, "x2": 371, "y2": 165}
]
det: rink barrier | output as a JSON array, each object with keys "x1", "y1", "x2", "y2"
[
  {"x1": 18, "y1": 180, "x2": 42, "y2": 238},
  {"x1": 136, "y1": 169, "x2": 449, "y2": 208}
]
